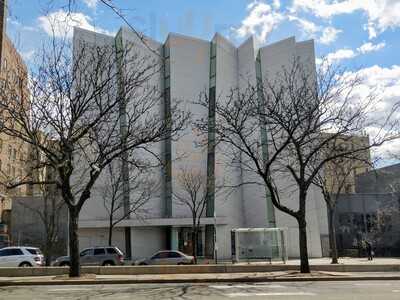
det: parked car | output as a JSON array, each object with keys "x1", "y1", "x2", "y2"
[
  {"x1": 52, "y1": 246, "x2": 124, "y2": 266},
  {"x1": 134, "y1": 250, "x2": 194, "y2": 265},
  {"x1": 0, "y1": 246, "x2": 44, "y2": 267}
]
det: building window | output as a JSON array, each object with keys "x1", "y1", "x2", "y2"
[
  {"x1": 12, "y1": 149, "x2": 16, "y2": 161},
  {"x1": 3, "y1": 58, "x2": 7, "y2": 71},
  {"x1": 8, "y1": 145, "x2": 11, "y2": 158},
  {"x1": 0, "y1": 139, "x2": 2, "y2": 152},
  {"x1": 0, "y1": 159, "x2": 2, "y2": 171},
  {"x1": 7, "y1": 164, "x2": 10, "y2": 176}
]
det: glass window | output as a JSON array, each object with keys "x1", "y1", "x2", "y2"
[
  {"x1": 210, "y1": 42, "x2": 217, "y2": 57},
  {"x1": 210, "y1": 76, "x2": 216, "y2": 88},
  {"x1": 5, "y1": 249, "x2": 23, "y2": 256},
  {"x1": 164, "y1": 45, "x2": 170, "y2": 58},
  {"x1": 80, "y1": 249, "x2": 92, "y2": 257},
  {"x1": 8, "y1": 145, "x2": 11, "y2": 157},
  {"x1": 164, "y1": 76, "x2": 170, "y2": 89},
  {"x1": 152, "y1": 252, "x2": 168, "y2": 259},
  {"x1": 256, "y1": 61, "x2": 262, "y2": 79},
  {"x1": 94, "y1": 248, "x2": 105, "y2": 255},
  {"x1": 0, "y1": 139, "x2": 2, "y2": 151},
  {"x1": 106, "y1": 248, "x2": 117, "y2": 254},
  {"x1": 210, "y1": 57, "x2": 216, "y2": 77},
  {"x1": 168, "y1": 251, "x2": 182, "y2": 258},
  {"x1": 164, "y1": 58, "x2": 170, "y2": 77},
  {"x1": 26, "y1": 248, "x2": 41, "y2": 255},
  {"x1": 13, "y1": 149, "x2": 16, "y2": 160}
]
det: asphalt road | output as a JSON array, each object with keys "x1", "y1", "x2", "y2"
[{"x1": 1, "y1": 281, "x2": 400, "y2": 299}]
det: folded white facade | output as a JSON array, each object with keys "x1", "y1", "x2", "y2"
[{"x1": 74, "y1": 26, "x2": 329, "y2": 260}]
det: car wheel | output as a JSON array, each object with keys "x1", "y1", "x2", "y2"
[
  {"x1": 60, "y1": 262, "x2": 70, "y2": 267},
  {"x1": 139, "y1": 262, "x2": 147, "y2": 266},
  {"x1": 19, "y1": 262, "x2": 32, "y2": 267},
  {"x1": 102, "y1": 261, "x2": 115, "y2": 266},
  {"x1": 177, "y1": 262, "x2": 185, "y2": 265}
]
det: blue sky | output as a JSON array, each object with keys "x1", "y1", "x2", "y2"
[
  {"x1": 6, "y1": 0, "x2": 400, "y2": 161},
  {"x1": 7, "y1": 0, "x2": 400, "y2": 70}
]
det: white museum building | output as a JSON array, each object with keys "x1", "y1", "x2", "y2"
[{"x1": 74, "y1": 26, "x2": 329, "y2": 261}]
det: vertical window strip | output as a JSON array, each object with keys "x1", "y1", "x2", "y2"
[
  {"x1": 163, "y1": 44, "x2": 172, "y2": 218},
  {"x1": 206, "y1": 42, "x2": 216, "y2": 218},
  {"x1": 255, "y1": 50, "x2": 276, "y2": 227}
]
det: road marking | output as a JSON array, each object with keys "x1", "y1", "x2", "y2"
[
  {"x1": 48, "y1": 288, "x2": 92, "y2": 292},
  {"x1": 210, "y1": 284, "x2": 284, "y2": 289},
  {"x1": 354, "y1": 283, "x2": 393, "y2": 286},
  {"x1": 253, "y1": 284, "x2": 285, "y2": 288},
  {"x1": 226, "y1": 292, "x2": 316, "y2": 297}
]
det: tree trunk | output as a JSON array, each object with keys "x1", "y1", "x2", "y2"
[
  {"x1": 328, "y1": 206, "x2": 338, "y2": 264},
  {"x1": 45, "y1": 239, "x2": 52, "y2": 266},
  {"x1": 192, "y1": 226, "x2": 197, "y2": 264},
  {"x1": 108, "y1": 216, "x2": 113, "y2": 246},
  {"x1": 298, "y1": 217, "x2": 310, "y2": 273},
  {"x1": 68, "y1": 207, "x2": 80, "y2": 277}
]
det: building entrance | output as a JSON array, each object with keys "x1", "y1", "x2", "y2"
[{"x1": 178, "y1": 227, "x2": 204, "y2": 257}]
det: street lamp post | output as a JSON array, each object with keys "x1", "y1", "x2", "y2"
[{"x1": 214, "y1": 212, "x2": 217, "y2": 264}]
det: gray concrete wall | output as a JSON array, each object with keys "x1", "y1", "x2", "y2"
[
  {"x1": 10, "y1": 196, "x2": 68, "y2": 260},
  {"x1": 335, "y1": 193, "x2": 400, "y2": 256},
  {"x1": 356, "y1": 163, "x2": 400, "y2": 194}
]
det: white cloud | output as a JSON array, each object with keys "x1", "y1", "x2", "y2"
[
  {"x1": 320, "y1": 41, "x2": 386, "y2": 64},
  {"x1": 288, "y1": 15, "x2": 319, "y2": 35},
  {"x1": 272, "y1": 0, "x2": 281, "y2": 9},
  {"x1": 291, "y1": 0, "x2": 400, "y2": 39},
  {"x1": 324, "y1": 48, "x2": 356, "y2": 64},
  {"x1": 347, "y1": 65, "x2": 400, "y2": 160},
  {"x1": 357, "y1": 42, "x2": 386, "y2": 54},
  {"x1": 288, "y1": 15, "x2": 341, "y2": 45},
  {"x1": 319, "y1": 26, "x2": 342, "y2": 45},
  {"x1": 234, "y1": 0, "x2": 284, "y2": 44},
  {"x1": 83, "y1": 0, "x2": 98, "y2": 9},
  {"x1": 38, "y1": 10, "x2": 111, "y2": 38}
]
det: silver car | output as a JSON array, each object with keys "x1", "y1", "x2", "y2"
[
  {"x1": 134, "y1": 250, "x2": 194, "y2": 265},
  {"x1": 0, "y1": 247, "x2": 44, "y2": 267},
  {"x1": 52, "y1": 246, "x2": 124, "y2": 266}
]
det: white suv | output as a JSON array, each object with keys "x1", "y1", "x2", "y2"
[{"x1": 0, "y1": 247, "x2": 44, "y2": 267}]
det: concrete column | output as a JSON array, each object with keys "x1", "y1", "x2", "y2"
[{"x1": 171, "y1": 227, "x2": 179, "y2": 250}]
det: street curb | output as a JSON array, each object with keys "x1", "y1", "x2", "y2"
[{"x1": 0, "y1": 276, "x2": 400, "y2": 286}]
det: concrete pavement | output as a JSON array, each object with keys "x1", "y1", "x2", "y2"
[
  {"x1": 1, "y1": 281, "x2": 400, "y2": 299},
  {"x1": 0, "y1": 271, "x2": 400, "y2": 286}
]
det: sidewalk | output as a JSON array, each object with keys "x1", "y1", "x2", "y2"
[
  {"x1": 195, "y1": 257, "x2": 400, "y2": 265},
  {"x1": 0, "y1": 271, "x2": 399, "y2": 286}
]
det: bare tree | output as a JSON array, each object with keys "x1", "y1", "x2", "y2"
[
  {"x1": 102, "y1": 162, "x2": 158, "y2": 246},
  {"x1": 313, "y1": 150, "x2": 372, "y2": 264},
  {"x1": 173, "y1": 167, "x2": 208, "y2": 264},
  {"x1": 20, "y1": 183, "x2": 65, "y2": 266},
  {"x1": 0, "y1": 34, "x2": 188, "y2": 276},
  {"x1": 196, "y1": 59, "x2": 396, "y2": 273}
]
